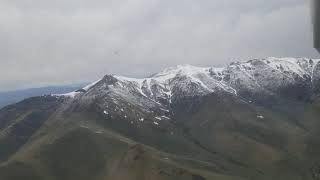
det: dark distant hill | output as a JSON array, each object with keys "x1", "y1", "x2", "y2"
[{"x1": 0, "y1": 84, "x2": 86, "y2": 108}]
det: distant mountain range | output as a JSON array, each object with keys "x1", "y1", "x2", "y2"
[
  {"x1": 0, "y1": 84, "x2": 86, "y2": 108},
  {"x1": 0, "y1": 57, "x2": 320, "y2": 180}
]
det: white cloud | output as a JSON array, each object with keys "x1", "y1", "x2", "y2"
[{"x1": 0, "y1": 0, "x2": 318, "y2": 91}]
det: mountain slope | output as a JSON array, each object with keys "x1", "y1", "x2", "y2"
[{"x1": 0, "y1": 57, "x2": 320, "y2": 180}]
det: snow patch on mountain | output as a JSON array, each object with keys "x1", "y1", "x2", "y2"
[
  {"x1": 52, "y1": 91, "x2": 80, "y2": 98},
  {"x1": 83, "y1": 79, "x2": 102, "y2": 91}
]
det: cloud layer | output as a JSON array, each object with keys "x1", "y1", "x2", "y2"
[{"x1": 0, "y1": 0, "x2": 318, "y2": 91}]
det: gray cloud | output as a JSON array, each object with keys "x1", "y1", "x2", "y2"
[{"x1": 0, "y1": 0, "x2": 318, "y2": 91}]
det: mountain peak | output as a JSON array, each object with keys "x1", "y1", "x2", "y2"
[{"x1": 54, "y1": 57, "x2": 320, "y2": 105}]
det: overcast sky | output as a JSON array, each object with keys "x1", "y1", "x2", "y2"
[{"x1": 0, "y1": 0, "x2": 319, "y2": 91}]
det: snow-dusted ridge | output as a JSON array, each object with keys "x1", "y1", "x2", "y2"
[
  {"x1": 50, "y1": 57, "x2": 320, "y2": 128},
  {"x1": 53, "y1": 57, "x2": 320, "y2": 104}
]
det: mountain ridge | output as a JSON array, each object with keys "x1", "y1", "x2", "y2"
[
  {"x1": 56, "y1": 57, "x2": 320, "y2": 98},
  {"x1": 54, "y1": 57, "x2": 320, "y2": 112}
]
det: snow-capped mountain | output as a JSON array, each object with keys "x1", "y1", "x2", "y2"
[
  {"x1": 2, "y1": 58, "x2": 320, "y2": 180},
  {"x1": 53, "y1": 57, "x2": 320, "y2": 126},
  {"x1": 57, "y1": 57, "x2": 320, "y2": 101}
]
